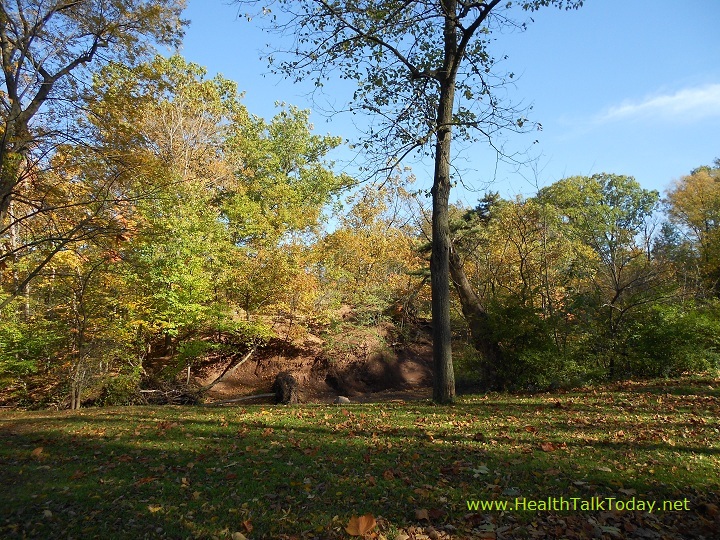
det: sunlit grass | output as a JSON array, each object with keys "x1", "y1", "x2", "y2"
[{"x1": 1, "y1": 376, "x2": 719, "y2": 539}]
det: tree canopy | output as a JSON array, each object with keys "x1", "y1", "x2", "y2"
[
  {"x1": 1, "y1": 2, "x2": 718, "y2": 414},
  {"x1": 0, "y1": 0, "x2": 187, "y2": 296},
  {"x1": 235, "y1": 0, "x2": 584, "y2": 402}
]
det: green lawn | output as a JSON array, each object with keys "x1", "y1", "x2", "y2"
[{"x1": 1, "y1": 377, "x2": 719, "y2": 539}]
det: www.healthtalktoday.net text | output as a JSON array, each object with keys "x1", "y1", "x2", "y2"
[{"x1": 467, "y1": 497, "x2": 690, "y2": 514}]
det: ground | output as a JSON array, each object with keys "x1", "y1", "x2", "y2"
[
  {"x1": 193, "y1": 319, "x2": 435, "y2": 405},
  {"x1": 1, "y1": 376, "x2": 718, "y2": 539},
  {"x1": 1, "y1": 317, "x2": 719, "y2": 539}
]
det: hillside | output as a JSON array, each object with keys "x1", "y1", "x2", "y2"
[
  {"x1": 0, "y1": 313, "x2": 435, "y2": 410},
  {"x1": 194, "y1": 318, "x2": 434, "y2": 405}
]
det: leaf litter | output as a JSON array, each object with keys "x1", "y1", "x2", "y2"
[{"x1": 0, "y1": 377, "x2": 719, "y2": 538}]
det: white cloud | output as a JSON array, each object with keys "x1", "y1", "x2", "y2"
[{"x1": 597, "y1": 84, "x2": 720, "y2": 123}]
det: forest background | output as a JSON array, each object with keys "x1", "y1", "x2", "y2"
[{"x1": 1, "y1": 0, "x2": 719, "y2": 409}]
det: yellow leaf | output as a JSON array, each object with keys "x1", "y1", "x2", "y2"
[
  {"x1": 147, "y1": 505, "x2": 162, "y2": 513},
  {"x1": 346, "y1": 514, "x2": 376, "y2": 536},
  {"x1": 31, "y1": 447, "x2": 43, "y2": 458}
]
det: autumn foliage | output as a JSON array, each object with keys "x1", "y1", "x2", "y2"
[{"x1": 0, "y1": 4, "x2": 718, "y2": 407}]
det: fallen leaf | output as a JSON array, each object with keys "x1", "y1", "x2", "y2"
[
  {"x1": 231, "y1": 533, "x2": 247, "y2": 540},
  {"x1": 134, "y1": 476, "x2": 157, "y2": 487},
  {"x1": 540, "y1": 442, "x2": 556, "y2": 452},
  {"x1": 600, "y1": 525, "x2": 622, "y2": 538},
  {"x1": 698, "y1": 503, "x2": 718, "y2": 518},
  {"x1": 242, "y1": 519, "x2": 253, "y2": 533},
  {"x1": 147, "y1": 505, "x2": 162, "y2": 513},
  {"x1": 31, "y1": 447, "x2": 43, "y2": 458},
  {"x1": 473, "y1": 465, "x2": 490, "y2": 476},
  {"x1": 346, "y1": 514, "x2": 376, "y2": 536},
  {"x1": 415, "y1": 508, "x2": 430, "y2": 521}
]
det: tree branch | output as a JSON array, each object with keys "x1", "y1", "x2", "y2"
[
  {"x1": 200, "y1": 346, "x2": 258, "y2": 391},
  {"x1": 314, "y1": 0, "x2": 438, "y2": 81}
]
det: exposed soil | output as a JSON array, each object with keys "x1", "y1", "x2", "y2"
[
  {"x1": 0, "y1": 314, "x2": 435, "y2": 409},
  {"x1": 193, "y1": 320, "x2": 434, "y2": 405}
]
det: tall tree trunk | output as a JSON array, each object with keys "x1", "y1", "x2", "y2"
[
  {"x1": 449, "y1": 245, "x2": 505, "y2": 390},
  {"x1": 431, "y1": 121, "x2": 455, "y2": 402},
  {"x1": 430, "y1": 2, "x2": 459, "y2": 403},
  {"x1": 8, "y1": 197, "x2": 19, "y2": 285}
]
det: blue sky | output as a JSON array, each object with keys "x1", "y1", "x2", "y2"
[{"x1": 179, "y1": 1, "x2": 720, "y2": 204}]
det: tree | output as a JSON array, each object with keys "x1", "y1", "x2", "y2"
[
  {"x1": 320, "y1": 174, "x2": 422, "y2": 324},
  {"x1": 236, "y1": 0, "x2": 583, "y2": 402},
  {"x1": 448, "y1": 195, "x2": 579, "y2": 388},
  {"x1": 538, "y1": 174, "x2": 668, "y2": 377},
  {"x1": 223, "y1": 104, "x2": 352, "y2": 246},
  {"x1": 1, "y1": 51, "x2": 354, "y2": 401},
  {"x1": 0, "y1": 0, "x2": 186, "y2": 298},
  {"x1": 665, "y1": 162, "x2": 720, "y2": 295},
  {"x1": 83, "y1": 53, "x2": 350, "y2": 353}
]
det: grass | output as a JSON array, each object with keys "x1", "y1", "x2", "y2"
[{"x1": 1, "y1": 376, "x2": 719, "y2": 539}]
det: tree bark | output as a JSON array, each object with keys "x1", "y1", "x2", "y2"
[
  {"x1": 0, "y1": 146, "x2": 23, "y2": 228},
  {"x1": 449, "y1": 245, "x2": 505, "y2": 390},
  {"x1": 430, "y1": 0, "x2": 459, "y2": 404}
]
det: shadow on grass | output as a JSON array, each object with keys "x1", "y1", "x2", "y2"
[{"x1": 1, "y1": 399, "x2": 719, "y2": 539}]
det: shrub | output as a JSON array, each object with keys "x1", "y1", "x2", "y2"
[
  {"x1": 485, "y1": 301, "x2": 567, "y2": 390},
  {"x1": 620, "y1": 303, "x2": 720, "y2": 378},
  {"x1": 98, "y1": 369, "x2": 142, "y2": 406},
  {"x1": 0, "y1": 316, "x2": 64, "y2": 383}
]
